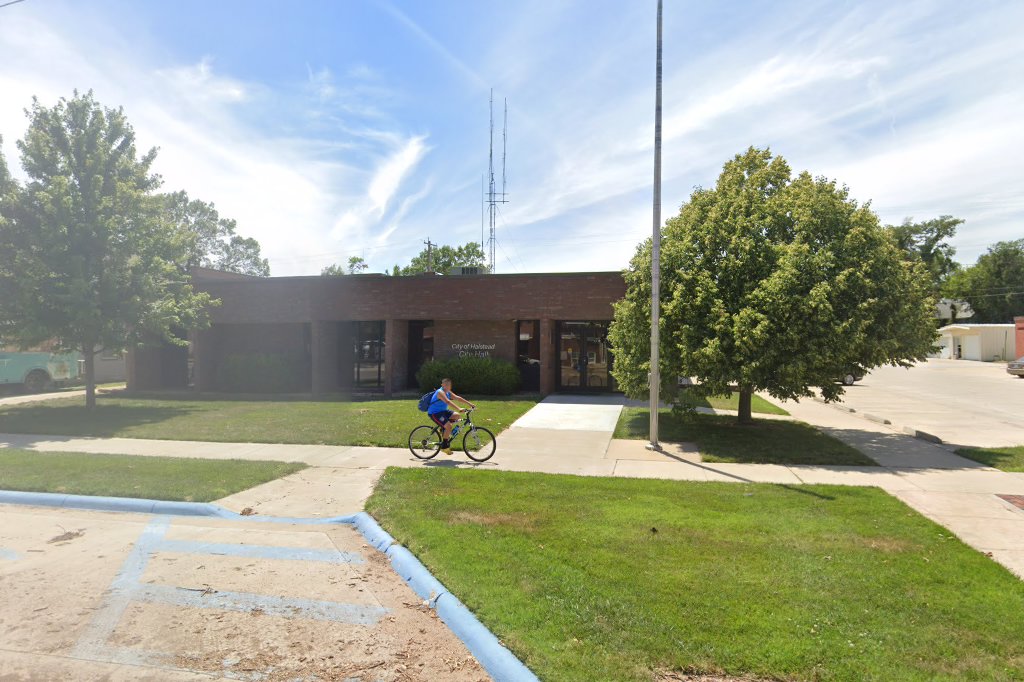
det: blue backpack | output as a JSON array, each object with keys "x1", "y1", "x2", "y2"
[{"x1": 417, "y1": 390, "x2": 437, "y2": 412}]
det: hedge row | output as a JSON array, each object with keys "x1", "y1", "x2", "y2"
[{"x1": 415, "y1": 357, "x2": 520, "y2": 395}]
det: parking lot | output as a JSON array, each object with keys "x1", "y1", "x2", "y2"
[
  {"x1": 835, "y1": 359, "x2": 1024, "y2": 448},
  {"x1": 0, "y1": 505, "x2": 486, "y2": 681}
]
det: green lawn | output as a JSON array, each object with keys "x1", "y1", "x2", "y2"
[
  {"x1": 367, "y1": 468, "x2": 1024, "y2": 682},
  {"x1": 615, "y1": 407, "x2": 874, "y2": 465},
  {"x1": 678, "y1": 390, "x2": 789, "y2": 415},
  {"x1": 0, "y1": 395, "x2": 535, "y2": 447},
  {"x1": 0, "y1": 449, "x2": 305, "y2": 501},
  {"x1": 956, "y1": 445, "x2": 1024, "y2": 472}
]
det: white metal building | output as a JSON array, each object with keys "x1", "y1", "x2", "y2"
[{"x1": 934, "y1": 324, "x2": 1016, "y2": 362}]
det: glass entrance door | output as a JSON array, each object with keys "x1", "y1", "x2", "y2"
[{"x1": 557, "y1": 321, "x2": 614, "y2": 391}]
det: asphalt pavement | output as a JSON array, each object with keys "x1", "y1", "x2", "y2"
[{"x1": 828, "y1": 358, "x2": 1024, "y2": 448}]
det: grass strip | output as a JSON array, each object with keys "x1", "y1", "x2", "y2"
[
  {"x1": 0, "y1": 396, "x2": 535, "y2": 448},
  {"x1": 615, "y1": 407, "x2": 874, "y2": 465},
  {"x1": 0, "y1": 449, "x2": 305, "y2": 502},
  {"x1": 956, "y1": 445, "x2": 1024, "y2": 472}
]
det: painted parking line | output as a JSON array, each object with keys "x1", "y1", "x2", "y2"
[
  {"x1": 73, "y1": 515, "x2": 390, "y2": 674},
  {"x1": 72, "y1": 517, "x2": 171, "y2": 661},
  {"x1": 133, "y1": 584, "x2": 388, "y2": 624},
  {"x1": 157, "y1": 539, "x2": 363, "y2": 564}
]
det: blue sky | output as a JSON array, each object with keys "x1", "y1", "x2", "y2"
[{"x1": 1, "y1": 0, "x2": 1021, "y2": 276}]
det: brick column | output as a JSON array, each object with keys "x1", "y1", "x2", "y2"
[
  {"x1": 311, "y1": 321, "x2": 339, "y2": 397},
  {"x1": 1015, "y1": 316, "x2": 1024, "y2": 359},
  {"x1": 539, "y1": 318, "x2": 557, "y2": 396}
]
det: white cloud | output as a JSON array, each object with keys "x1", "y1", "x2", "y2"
[
  {"x1": 367, "y1": 135, "x2": 429, "y2": 215},
  {"x1": 156, "y1": 57, "x2": 251, "y2": 103},
  {"x1": 0, "y1": 5, "x2": 430, "y2": 276}
]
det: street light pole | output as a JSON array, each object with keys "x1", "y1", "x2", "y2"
[{"x1": 648, "y1": 0, "x2": 663, "y2": 451}]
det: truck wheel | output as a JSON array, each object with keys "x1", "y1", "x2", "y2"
[
  {"x1": 23, "y1": 370, "x2": 52, "y2": 393},
  {"x1": 842, "y1": 373, "x2": 857, "y2": 386}
]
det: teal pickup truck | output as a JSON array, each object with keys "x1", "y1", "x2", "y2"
[{"x1": 0, "y1": 351, "x2": 81, "y2": 392}]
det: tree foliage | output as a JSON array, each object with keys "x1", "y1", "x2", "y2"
[
  {"x1": 0, "y1": 91, "x2": 216, "y2": 407},
  {"x1": 887, "y1": 215, "x2": 962, "y2": 292},
  {"x1": 321, "y1": 256, "x2": 367, "y2": 276},
  {"x1": 395, "y1": 242, "x2": 488, "y2": 275},
  {"x1": 942, "y1": 239, "x2": 1024, "y2": 323},
  {"x1": 609, "y1": 147, "x2": 937, "y2": 424},
  {"x1": 163, "y1": 190, "x2": 269, "y2": 276}
]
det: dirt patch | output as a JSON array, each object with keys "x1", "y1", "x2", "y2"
[
  {"x1": 851, "y1": 536, "x2": 915, "y2": 553},
  {"x1": 450, "y1": 511, "x2": 536, "y2": 530},
  {"x1": 656, "y1": 670, "x2": 782, "y2": 682}
]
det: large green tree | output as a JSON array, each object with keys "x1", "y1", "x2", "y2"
[
  {"x1": 943, "y1": 239, "x2": 1024, "y2": 323},
  {"x1": 163, "y1": 190, "x2": 269, "y2": 276},
  {"x1": 395, "y1": 241, "x2": 488, "y2": 275},
  {"x1": 610, "y1": 147, "x2": 937, "y2": 424},
  {"x1": 0, "y1": 91, "x2": 215, "y2": 407},
  {"x1": 887, "y1": 215, "x2": 962, "y2": 292}
]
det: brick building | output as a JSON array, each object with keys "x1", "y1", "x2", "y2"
[{"x1": 128, "y1": 270, "x2": 627, "y2": 397}]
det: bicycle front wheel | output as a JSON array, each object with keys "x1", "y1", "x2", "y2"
[
  {"x1": 462, "y1": 426, "x2": 496, "y2": 462},
  {"x1": 408, "y1": 425, "x2": 442, "y2": 459}
]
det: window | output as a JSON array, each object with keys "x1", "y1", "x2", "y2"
[{"x1": 352, "y1": 321, "x2": 386, "y2": 388}]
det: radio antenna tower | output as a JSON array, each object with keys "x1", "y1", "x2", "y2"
[{"x1": 486, "y1": 89, "x2": 508, "y2": 273}]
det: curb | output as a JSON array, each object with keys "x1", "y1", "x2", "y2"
[
  {"x1": 902, "y1": 427, "x2": 943, "y2": 444},
  {"x1": 350, "y1": 512, "x2": 540, "y2": 682},
  {"x1": 0, "y1": 490, "x2": 359, "y2": 525},
  {"x1": 863, "y1": 413, "x2": 892, "y2": 425},
  {"x1": 0, "y1": 492, "x2": 539, "y2": 682}
]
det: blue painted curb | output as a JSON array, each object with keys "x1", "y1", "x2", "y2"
[
  {"x1": 0, "y1": 491, "x2": 539, "y2": 681},
  {"x1": 436, "y1": 590, "x2": 539, "y2": 682},
  {"x1": 384, "y1": 544, "x2": 449, "y2": 603},
  {"x1": 351, "y1": 511, "x2": 395, "y2": 551},
  {"x1": 0, "y1": 490, "x2": 358, "y2": 525}
]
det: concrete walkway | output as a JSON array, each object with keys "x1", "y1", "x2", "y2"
[
  {"x1": 3, "y1": 393, "x2": 1024, "y2": 577},
  {"x1": 0, "y1": 388, "x2": 87, "y2": 407}
]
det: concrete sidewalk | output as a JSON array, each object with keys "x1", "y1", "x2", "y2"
[{"x1": 0, "y1": 388, "x2": 87, "y2": 407}]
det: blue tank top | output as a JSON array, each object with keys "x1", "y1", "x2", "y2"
[{"x1": 426, "y1": 388, "x2": 451, "y2": 414}]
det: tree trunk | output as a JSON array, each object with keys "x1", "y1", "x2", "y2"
[
  {"x1": 83, "y1": 344, "x2": 96, "y2": 409},
  {"x1": 737, "y1": 387, "x2": 753, "y2": 425}
]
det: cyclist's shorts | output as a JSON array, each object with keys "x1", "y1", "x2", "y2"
[{"x1": 430, "y1": 410, "x2": 454, "y2": 426}]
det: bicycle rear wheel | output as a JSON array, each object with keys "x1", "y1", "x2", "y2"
[
  {"x1": 408, "y1": 425, "x2": 442, "y2": 459},
  {"x1": 462, "y1": 426, "x2": 496, "y2": 462}
]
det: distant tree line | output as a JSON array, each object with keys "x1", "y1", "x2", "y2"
[
  {"x1": 321, "y1": 242, "x2": 488, "y2": 277},
  {"x1": 887, "y1": 215, "x2": 1023, "y2": 323}
]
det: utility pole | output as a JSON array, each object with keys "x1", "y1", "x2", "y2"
[
  {"x1": 647, "y1": 0, "x2": 663, "y2": 451},
  {"x1": 424, "y1": 238, "x2": 434, "y2": 274}
]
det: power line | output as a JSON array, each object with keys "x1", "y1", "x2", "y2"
[{"x1": 0, "y1": 0, "x2": 28, "y2": 9}]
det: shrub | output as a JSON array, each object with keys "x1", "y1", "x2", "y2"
[
  {"x1": 416, "y1": 356, "x2": 521, "y2": 395},
  {"x1": 216, "y1": 353, "x2": 309, "y2": 393}
]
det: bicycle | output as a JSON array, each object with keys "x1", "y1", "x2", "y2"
[{"x1": 407, "y1": 408, "x2": 497, "y2": 462}]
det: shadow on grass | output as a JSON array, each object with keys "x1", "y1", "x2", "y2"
[
  {"x1": 955, "y1": 445, "x2": 1024, "y2": 472},
  {"x1": 0, "y1": 401, "x2": 202, "y2": 438},
  {"x1": 617, "y1": 409, "x2": 874, "y2": 466}
]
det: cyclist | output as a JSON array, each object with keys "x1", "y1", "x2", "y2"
[{"x1": 427, "y1": 378, "x2": 477, "y2": 454}]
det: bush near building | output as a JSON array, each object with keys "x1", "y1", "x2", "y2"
[{"x1": 416, "y1": 357, "x2": 521, "y2": 395}]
